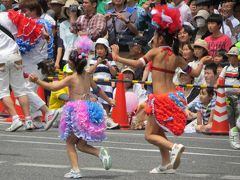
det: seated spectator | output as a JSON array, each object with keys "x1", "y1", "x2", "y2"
[
  {"x1": 105, "y1": 0, "x2": 138, "y2": 51},
  {"x1": 195, "y1": 88, "x2": 216, "y2": 133},
  {"x1": 205, "y1": 14, "x2": 232, "y2": 57},
  {"x1": 117, "y1": 66, "x2": 148, "y2": 130},
  {"x1": 213, "y1": 49, "x2": 229, "y2": 77},
  {"x1": 204, "y1": 63, "x2": 218, "y2": 86},
  {"x1": 178, "y1": 70, "x2": 200, "y2": 118}
]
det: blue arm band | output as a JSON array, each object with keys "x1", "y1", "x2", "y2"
[
  {"x1": 182, "y1": 65, "x2": 192, "y2": 74},
  {"x1": 92, "y1": 86, "x2": 101, "y2": 94}
]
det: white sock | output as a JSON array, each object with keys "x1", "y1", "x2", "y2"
[{"x1": 12, "y1": 115, "x2": 20, "y2": 122}]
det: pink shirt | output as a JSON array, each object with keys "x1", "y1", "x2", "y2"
[{"x1": 204, "y1": 34, "x2": 232, "y2": 57}]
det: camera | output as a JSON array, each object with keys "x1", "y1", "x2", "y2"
[
  {"x1": 110, "y1": 13, "x2": 118, "y2": 17},
  {"x1": 69, "y1": 5, "x2": 79, "y2": 12}
]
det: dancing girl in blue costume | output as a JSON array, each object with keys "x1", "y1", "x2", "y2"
[{"x1": 29, "y1": 36, "x2": 115, "y2": 178}]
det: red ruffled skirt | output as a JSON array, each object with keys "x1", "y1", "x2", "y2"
[{"x1": 145, "y1": 91, "x2": 187, "y2": 136}]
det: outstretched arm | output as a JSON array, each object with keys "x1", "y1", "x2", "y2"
[
  {"x1": 29, "y1": 74, "x2": 71, "y2": 91},
  {"x1": 111, "y1": 44, "x2": 147, "y2": 68},
  {"x1": 176, "y1": 55, "x2": 212, "y2": 77}
]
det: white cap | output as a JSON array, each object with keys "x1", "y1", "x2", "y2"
[{"x1": 95, "y1": 38, "x2": 111, "y2": 53}]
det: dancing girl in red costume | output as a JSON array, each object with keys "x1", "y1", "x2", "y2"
[{"x1": 111, "y1": 4, "x2": 212, "y2": 173}]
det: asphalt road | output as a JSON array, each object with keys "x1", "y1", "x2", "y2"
[{"x1": 0, "y1": 122, "x2": 239, "y2": 180}]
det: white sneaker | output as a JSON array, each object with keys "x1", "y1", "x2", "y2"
[
  {"x1": 106, "y1": 118, "x2": 119, "y2": 129},
  {"x1": 229, "y1": 129, "x2": 240, "y2": 150},
  {"x1": 170, "y1": 144, "x2": 185, "y2": 169},
  {"x1": 149, "y1": 163, "x2": 176, "y2": 174},
  {"x1": 44, "y1": 110, "x2": 59, "y2": 131},
  {"x1": 64, "y1": 169, "x2": 82, "y2": 179},
  {"x1": 25, "y1": 120, "x2": 34, "y2": 130},
  {"x1": 99, "y1": 147, "x2": 112, "y2": 170},
  {"x1": 33, "y1": 121, "x2": 45, "y2": 129},
  {"x1": 5, "y1": 120, "x2": 23, "y2": 132}
]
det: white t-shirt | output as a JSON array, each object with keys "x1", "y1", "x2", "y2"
[
  {"x1": 219, "y1": 65, "x2": 240, "y2": 95},
  {"x1": 0, "y1": 12, "x2": 20, "y2": 63}
]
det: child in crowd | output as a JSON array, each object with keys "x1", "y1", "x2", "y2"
[
  {"x1": 195, "y1": 88, "x2": 216, "y2": 133},
  {"x1": 205, "y1": 14, "x2": 232, "y2": 57},
  {"x1": 48, "y1": 64, "x2": 71, "y2": 128},
  {"x1": 213, "y1": 49, "x2": 229, "y2": 77},
  {"x1": 29, "y1": 46, "x2": 115, "y2": 178},
  {"x1": 191, "y1": 39, "x2": 209, "y2": 85},
  {"x1": 219, "y1": 47, "x2": 240, "y2": 150},
  {"x1": 88, "y1": 38, "x2": 119, "y2": 129}
]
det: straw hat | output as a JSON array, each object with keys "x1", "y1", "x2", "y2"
[{"x1": 193, "y1": 39, "x2": 208, "y2": 52}]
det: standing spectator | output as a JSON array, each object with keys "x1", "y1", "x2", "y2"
[
  {"x1": 127, "y1": 36, "x2": 147, "y2": 80},
  {"x1": 188, "y1": 0, "x2": 197, "y2": 17},
  {"x1": 193, "y1": 9, "x2": 210, "y2": 40},
  {"x1": 173, "y1": 0, "x2": 192, "y2": 23},
  {"x1": 1, "y1": 0, "x2": 13, "y2": 11},
  {"x1": 0, "y1": 10, "x2": 45, "y2": 131},
  {"x1": 195, "y1": 0, "x2": 210, "y2": 12},
  {"x1": 60, "y1": 0, "x2": 80, "y2": 66},
  {"x1": 218, "y1": 47, "x2": 240, "y2": 150},
  {"x1": 234, "y1": 2, "x2": 240, "y2": 22},
  {"x1": 136, "y1": 0, "x2": 155, "y2": 43},
  {"x1": 205, "y1": 14, "x2": 232, "y2": 57},
  {"x1": 19, "y1": 0, "x2": 57, "y2": 129},
  {"x1": 220, "y1": 0, "x2": 240, "y2": 43},
  {"x1": 49, "y1": 0, "x2": 66, "y2": 22},
  {"x1": 88, "y1": 38, "x2": 119, "y2": 129},
  {"x1": 177, "y1": 24, "x2": 194, "y2": 55},
  {"x1": 105, "y1": 0, "x2": 138, "y2": 51},
  {"x1": 190, "y1": 39, "x2": 209, "y2": 85},
  {"x1": 71, "y1": 0, "x2": 107, "y2": 41}
]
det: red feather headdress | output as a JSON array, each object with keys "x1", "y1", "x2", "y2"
[{"x1": 151, "y1": 5, "x2": 182, "y2": 34}]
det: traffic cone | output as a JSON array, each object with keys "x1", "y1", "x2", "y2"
[
  {"x1": 206, "y1": 77, "x2": 229, "y2": 135},
  {"x1": 111, "y1": 73, "x2": 129, "y2": 129}
]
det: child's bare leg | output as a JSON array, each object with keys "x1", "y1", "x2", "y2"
[
  {"x1": 66, "y1": 134, "x2": 80, "y2": 171},
  {"x1": 76, "y1": 139, "x2": 99, "y2": 156},
  {"x1": 144, "y1": 116, "x2": 173, "y2": 166}
]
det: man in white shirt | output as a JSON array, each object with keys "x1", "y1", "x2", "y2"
[
  {"x1": 173, "y1": 0, "x2": 192, "y2": 23},
  {"x1": 0, "y1": 12, "x2": 32, "y2": 131},
  {"x1": 0, "y1": 11, "x2": 46, "y2": 132}
]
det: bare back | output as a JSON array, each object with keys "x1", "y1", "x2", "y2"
[
  {"x1": 67, "y1": 72, "x2": 92, "y2": 100},
  {"x1": 146, "y1": 47, "x2": 181, "y2": 94}
]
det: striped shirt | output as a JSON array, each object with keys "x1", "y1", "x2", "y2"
[
  {"x1": 196, "y1": 97, "x2": 216, "y2": 125},
  {"x1": 90, "y1": 58, "x2": 116, "y2": 104}
]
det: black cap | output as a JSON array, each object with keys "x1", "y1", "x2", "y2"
[{"x1": 128, "y1": 36, "x2": 147, "y2": 47}]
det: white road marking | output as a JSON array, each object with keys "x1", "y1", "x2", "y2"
[
  {"x1": 1, "y1": 139, "x2": 239, "y2": 159},
  {"x1": 0, "y1": 133, "x2": 234, "y2": 152},
  {"x1": 226, "y1": 162, "x2": 240, "y2": 165},
  {"x1": 14, "y1": 162, "x2": 137, "y2": 173},
  {"x1": 15, "y1": 163, "x2": 69, "y2": 168},
  {"x1": 220, "y1": 175, "x2": 240, "y2": 180}
]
